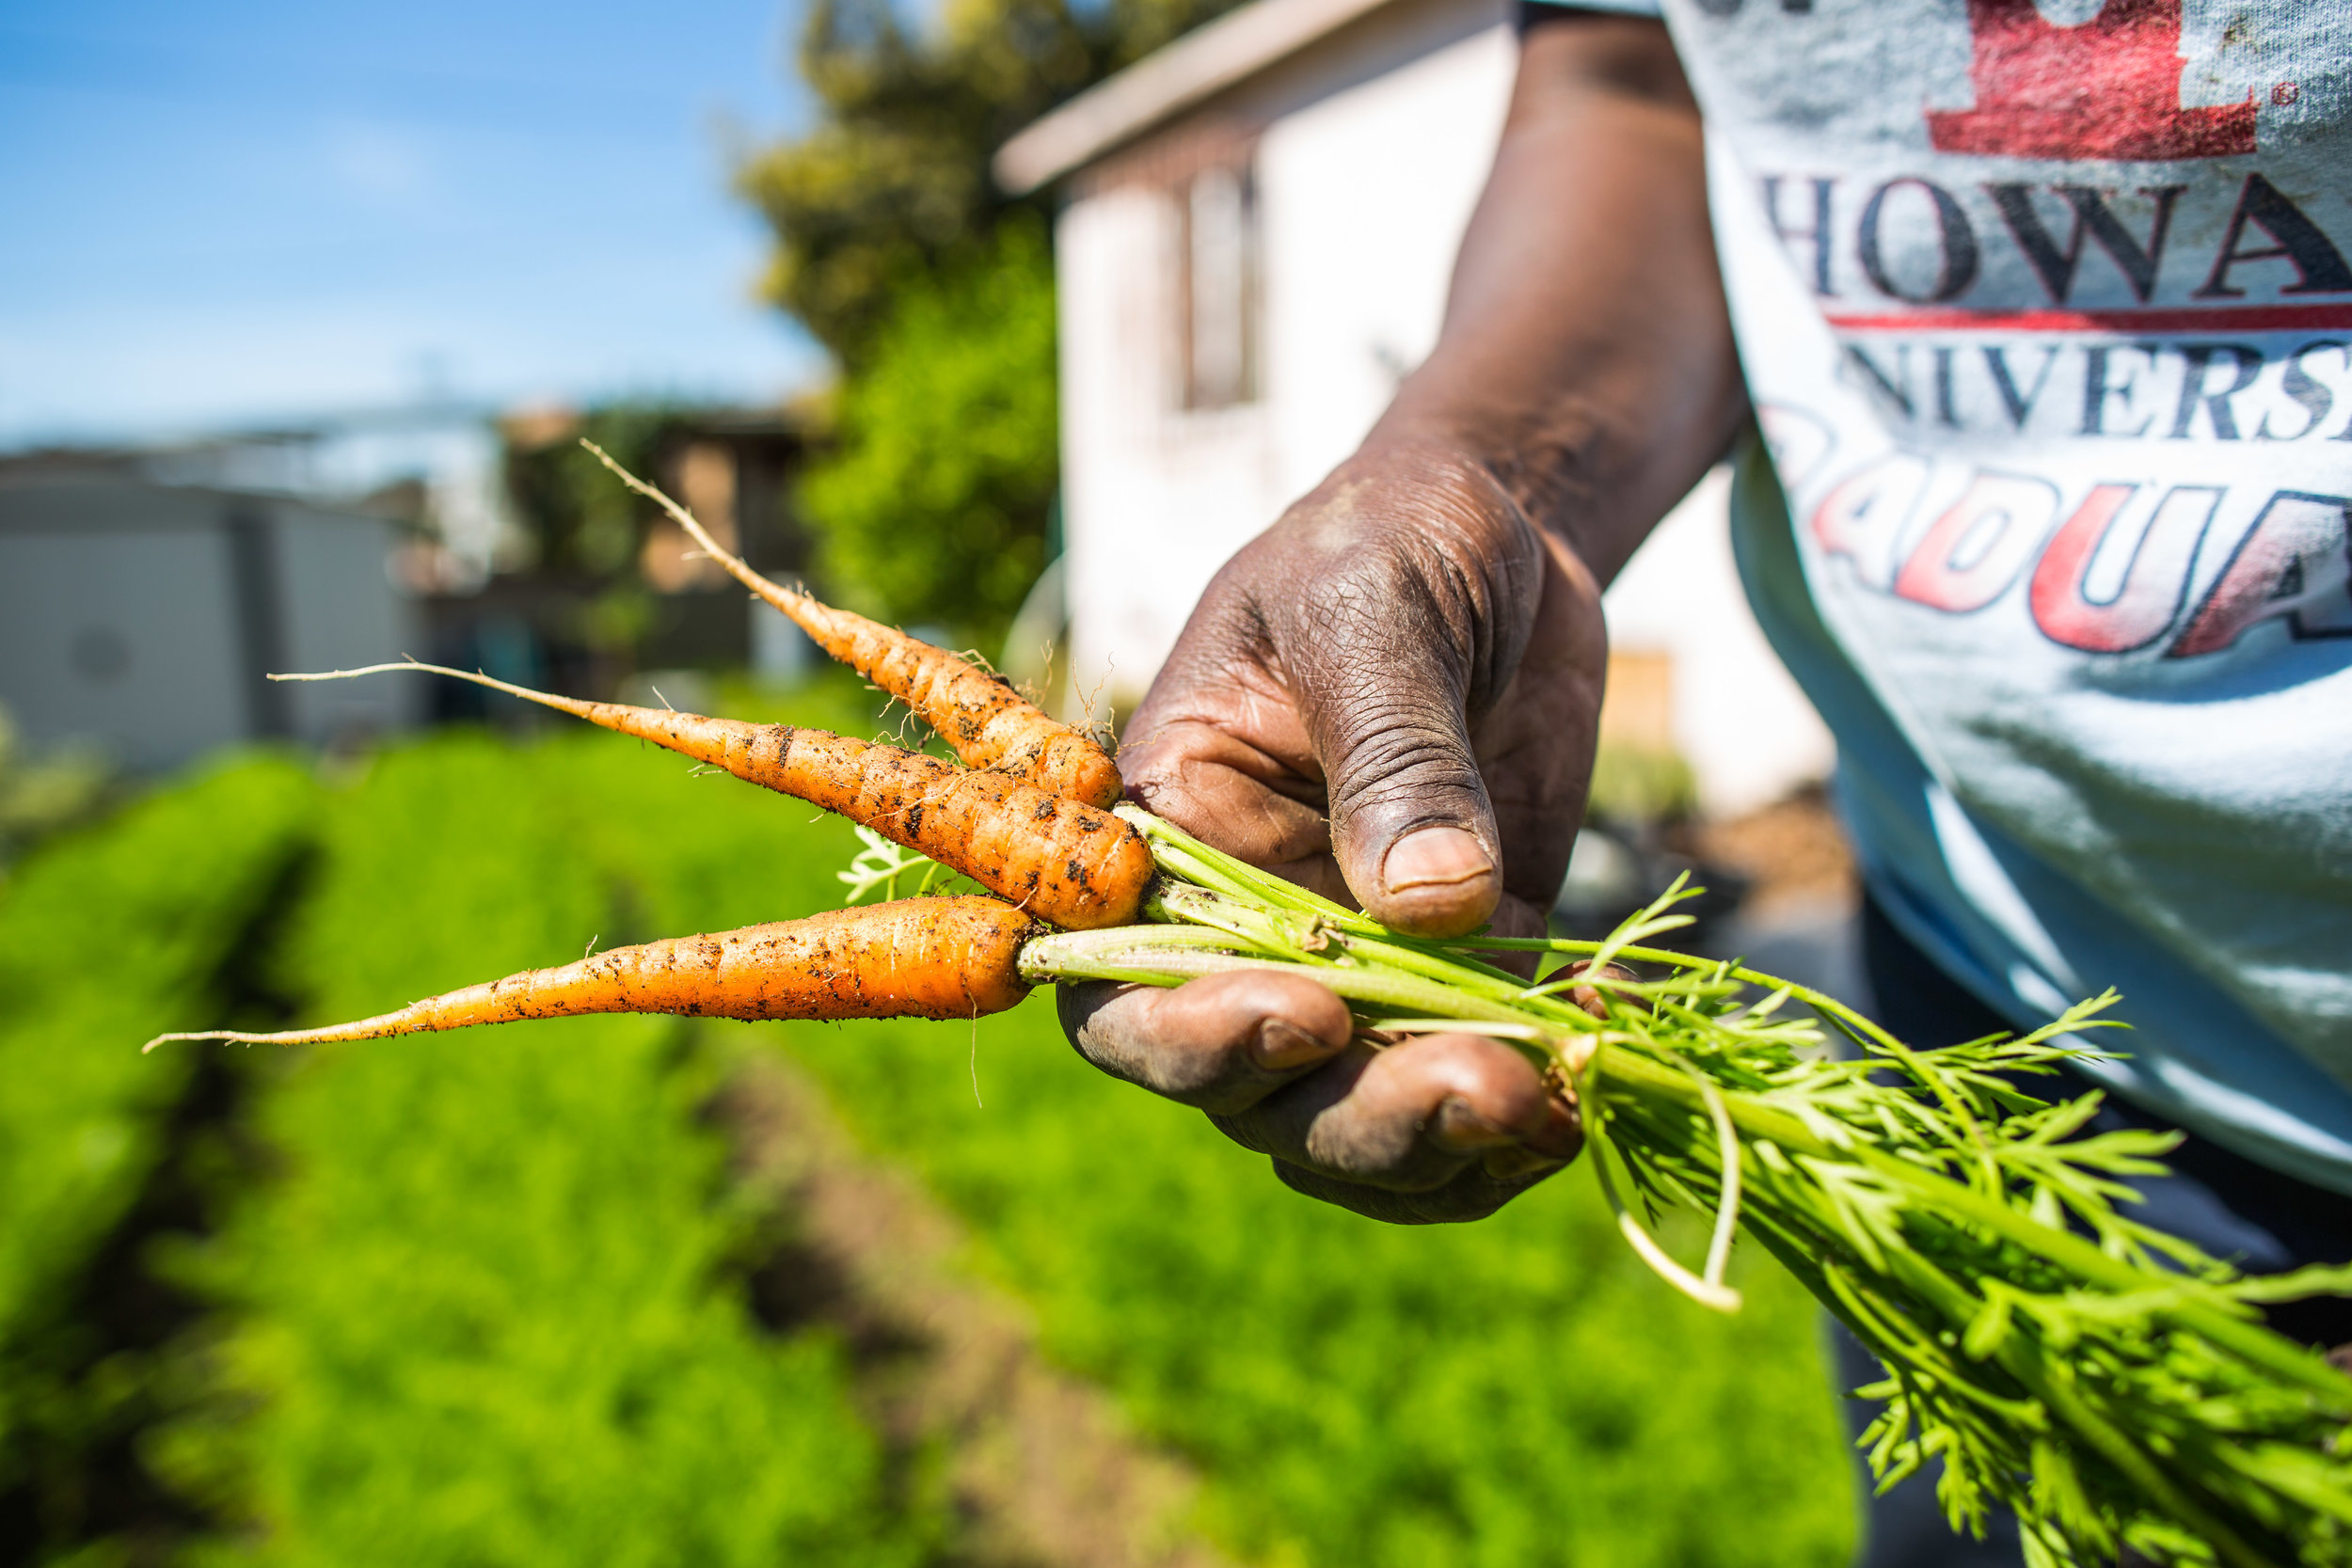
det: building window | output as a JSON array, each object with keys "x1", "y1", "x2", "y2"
[{"x1": 1182, "y1": 164, "x2": 1258, "y2": 409}]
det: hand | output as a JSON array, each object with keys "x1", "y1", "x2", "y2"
[
  {"x1": 1060, "y1": 443, "x2": 1606, "y2": 1222},
  {"x1": 1121, "y1": 443, "x2": 1604, "y2": 938},
  {"x1": 1050, "y1": 11, "x2": 1737, "y2": 1223}
]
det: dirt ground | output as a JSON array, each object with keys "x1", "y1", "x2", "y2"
[
  {"x1": 1692, "y1": 785, "x2": 1856, "y2": 927},
  {"x1": 720, "y1": 1055, "x2": 1234, "y2": 1568}
]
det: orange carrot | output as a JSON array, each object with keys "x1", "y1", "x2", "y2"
[
  {"x1": 144, "y1": 896, "x2": 1039, "y2": 1051},
  {"x1": 278, "y1": 663, "x2": 1153, "y2": 930},
  {"x1": 582, "y1": 439, "x2": 1123, "y2": 809}
]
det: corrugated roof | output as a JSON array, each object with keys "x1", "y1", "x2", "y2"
[{"x1": 993, "y1": 0, "x2": 1398, "y2": 193}]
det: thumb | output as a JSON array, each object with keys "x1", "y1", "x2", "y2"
[
  {"x1": 1316, "y1": 667, "x2": 1501, "y2": 937},
  {"x1": 1281, "y1": 578, "x2": 1523, "y2": 940}
]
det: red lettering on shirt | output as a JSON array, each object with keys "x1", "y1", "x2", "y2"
[
  {"x1": 2028, "y1": 483, "x2": 2217, "y2": 651},
  {"x1": 1927, "y1": 0, "x2": 2257, "y2": 163},
  {"x1": 2169, "y1": 491, "x2": 2352, "y2": 655},
  {"x1": 1893, "y1": 471, "x2": 2059, "y2": 611}
]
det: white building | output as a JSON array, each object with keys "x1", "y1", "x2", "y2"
[{"x1": 999, "y1": 0, "x2": 1832, "y2": 818}]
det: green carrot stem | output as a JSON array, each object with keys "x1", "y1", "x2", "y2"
[
  {"x1": 1339, "y1": 931, "x2": 1597, "y2": 1028},
  {"x1": 1020, "y1": 929, "x2": 1567, "y2": 1045},
  {"x1": 1023, "y1": 812, "x2": 2352, "y2": 1559},
  {"x1": 1029, "y1": 917, "x2": 2352, "y2": 1403},
  {"x1": 1019, "y1": 944, "x2": 1296, "y2": 989},
  {"x1": 1594, "y1": 1041, "x2": 2352, "y2": 1408},
  {"x1": 1119, "y1": 805, "x2": 1613, "y2": 1005},
  {"x1": 1114, "y1": 806, "x2": 1373, "y2": 927},
  {"x1": 1466, "y1": 933, "x2": 2016, "y2": 1191},
  {"x1": 1584, "y1": 1105, "x2": 1742, "y2": 1313},
  {"x1": 1141, "y1": 880, "x2": 1334, "y2": 958},
  {"x1": 1349, "y1": 929, "x2": 1544, "y2": 991},
  {"x1": 2023, "y1": 1375, "x2": 2276, "y2": 1568},
  {"x1": 1857, "y1": 1145, "x2": 2352, "y2": 1408}
]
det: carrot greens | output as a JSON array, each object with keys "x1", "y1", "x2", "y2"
[{"x1": 1022, "y1": 809, "x2": 2352, "y2": 1568}]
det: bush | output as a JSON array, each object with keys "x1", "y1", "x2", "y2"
[{"x1": 798, "y1": 223, "x2": 1060, "y2": 645}]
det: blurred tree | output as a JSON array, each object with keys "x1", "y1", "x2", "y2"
[
  {"x1": 501, "y1": 404, "x2": 691, "y2": 580},
  {"x1": 482, "y1": 404, "x2": 682, "y2": 695},
  {"x1": 739, "y1": 0, "x2": 1239, "y2": 644},
  {"x1": 742, "y1": 0, "x2": 1235, "y2": 366},
  {"x1": 799, "y1": 219, "x2": 1057, "y2": 638}
]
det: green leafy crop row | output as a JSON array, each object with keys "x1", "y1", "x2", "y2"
[
  {"x1": 151, "y1": 736, "x2": 944, "y2": 1568},
  {"x1": 0, "y1": 754, "x2": 318, "y2": 1529},
  {"x1": 9, "y1": 692, "x2": 1856, "y2": 1566},
  {"x1": 764, "y1": 1016, "x2": 1858, "y2": 1568}
]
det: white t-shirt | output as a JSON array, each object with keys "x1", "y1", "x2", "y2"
[{"x1": 1532, "y1": 0, "x2": 2352, "y2": 1191}]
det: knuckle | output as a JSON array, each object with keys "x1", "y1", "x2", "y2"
[
  {"x1": 1328, "y1": 738, "x2": 1485, "y2": 820},
  {"x1": 1311, "y1": 707, "x2": 1487, "y2": 832},
  {"x1": 1431, "y1": 1038, "x2": 1552, "y2": 1127},
  {"x1": 1299, "y1": 1111, "x2": 1427, "y2": 1181},
  {"x1": 1327, "y1": 703, "x2": 1473, "y2": 768},
  {"x1": 1269, "y1": 488, "x2": 1544, "y2": 726}
]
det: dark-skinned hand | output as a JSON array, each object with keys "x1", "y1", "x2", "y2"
[
  {"x1": 1057, "y1": 444, "x2": 1604, "y2": 1223},
  {"x1": 1054, "y1": 12, "x2": 1742, "y2": 1224}
]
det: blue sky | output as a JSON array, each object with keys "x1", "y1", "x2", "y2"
[{"x1": 0, "y1": 0, "x2": 825, "y2": 447}]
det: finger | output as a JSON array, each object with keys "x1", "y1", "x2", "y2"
[
  {"x1": 1478, "y1": 889, "x2": 1553, "y2": 980},
  {"x1": 1285, "y1": 598, "x2": 1505, "y2": 937},
  {"x1": 1272, "y1": 1156, "x2": 1559, "y2": 1225},
  {"x1": 1057, "y1": 971, "x2": 1356, "y2": 1116},
  {"x1": 1116, "y1": 718, "x2": 1331, "y2": 870},
  {"x1": 1115, "y1": 718, "x2": 1356, "y2": 905},
  {"x1": 1471, "y1": 531, "x2": 1608, "y2": 915},
  {"x1": 1210, "y1": 1033, "x2": 1580, "y2": 1193}
]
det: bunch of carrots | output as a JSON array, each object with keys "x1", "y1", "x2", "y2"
[{"x1": 151, "y1": 448, "x2": 2352, "y2": 1567}]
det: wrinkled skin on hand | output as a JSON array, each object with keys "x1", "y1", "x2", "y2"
[
  {"x1": 1127, "y1": 447, "x2": 1606, "y2": 942},
  {"x1": 1058, "y1": 447, "x2": 1603, "y2": 1222}
]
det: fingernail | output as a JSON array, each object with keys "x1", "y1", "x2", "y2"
[
  {"x1": 1381, "y1": 828, "x2": 1494, "y2": 895},
  {"x1": 1429, "y1": 1095, "x2": 1515, "y2": 1152},
  {"x1": 1565, "y1": 960, "x2": 1638, "y2": 1022},
  {"x1": 1251, "y1": 1019, "x2": 1330, "y2": 1071}
]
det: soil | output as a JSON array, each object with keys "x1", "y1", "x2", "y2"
[
  {"x1": 1690, "y1": 785, "x2": 1856, "y2": 926},
  {"x1": 716, "y1": 1053, "x2": 1234, "y2": 1568}
]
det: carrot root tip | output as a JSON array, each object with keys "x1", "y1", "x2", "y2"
[{"x1": 146, "y1": 1032, "x2": 225, "y2": 1053}]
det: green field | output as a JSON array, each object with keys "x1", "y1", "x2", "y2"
[
  {"x1": 0, "y1": 757, "x2": 318, "y2": 1550},
  {"x1": 0, "y1": 694, "x2": 1856, "y2": 1566}
]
